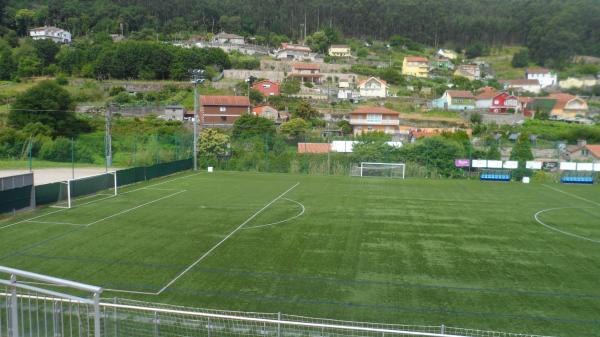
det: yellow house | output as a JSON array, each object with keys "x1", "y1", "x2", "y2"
[
  {"x1": 402, "y1": 56, "x2": 429, "y2": 78},
  {"x1": 328, "y1": 44, "x2": 352, "y2": 57}
]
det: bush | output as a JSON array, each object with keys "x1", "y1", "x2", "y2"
[
  {"x1": 511, "y1": 49, "x2": 529, "y2": 68},
  {"x1": 39, "y1": 137, "x2": 71, "y2": 162},
  {"x1": 109, "y1": 86, "x2": 126, "y2": 96},
  {"x1": 55, "y1": 73, "x2": 69, "y2": 85}
]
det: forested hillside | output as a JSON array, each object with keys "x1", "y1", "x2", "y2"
[{"x1": 1, "y1": 0, "x2": 600, "y2": 67}]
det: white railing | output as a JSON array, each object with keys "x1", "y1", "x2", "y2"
[{"x1": 349, "y1": 119, "x2": 400, "y2": 125}]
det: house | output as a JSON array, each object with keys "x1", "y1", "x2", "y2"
[
  {"x1": 349, "y1": 106, "x2": 400, "y2": 135},
  {"x1": 358, "y1": 77, "x2": 388, "y2": 98},
  {"x1": 337, "y1": 89, "x2": 360, "y2": 101},
  {"x1": 489, "y1": 92, "x2": 519, "y2": 113},
  {"x1": 559, "y1": 76, "x2": 598, "y2": 89},
  {"x1": 275, "y1": 43, "x2": 312, "y2": 61},
  {"x1": 163, "y1": 105, "x2": 185, "y2": 121},
  {"x1": 402, "y1": 56, "x2": 429, "y2": 78},
  {"x1": 252, "y1": 80, "x2": 280, "y2": 97},
  {"x1": 252, "y1": 105, "x2": 289, "y2": 124},
  {"x1": 289, "y1": 63, "x2": 322, "y2": 84},
  {"x1": 474, "y1": 86, "x2": 497, "y2": 109},
  {"x1": 430, "y1": 58, "x2": 454, "y2": 71},
  {"x1": 212, "y1": 32, "x2": 245, "y2": 45},
  {"x1": 437, "y1": 49, "x2": 458, "y2": 60},
  {"x1": 547, "y1": 93, "x2": 589, "y2": 119},
  {"x1": 499, "y1": 79, "x2": 541, "y2": 94},
  {"x1": 526, "y1": 68, "x2": 557, "y2": 88},
  {"x1": 194, "y1": 95, "x2": 251, "y2": 127},
  {"x1": 454, "y1": 64, "x2": 481, "y2": 81},
  {"x1": 29, "y1": 26, "x2": 71, "y2": 44},
  {"x1": 568, "y1": 140, "x2": 600, "y2": 162},
  {"x1": 431, "y1": 90, "x2": 476, "y2": 110},
  {"x1": 338, "y1": 80, "x2": 350, "y2": 88},
  {"x1": 328, "y1": 45, "x2": 351, "y2": 57}
]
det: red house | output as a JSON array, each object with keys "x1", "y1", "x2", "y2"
[
  {"x1": 489, "y1": 92, "x2": 519, "y2": 113},
  {"x1": 252, "y1": 80, "x2": 280, "y2": 97}
]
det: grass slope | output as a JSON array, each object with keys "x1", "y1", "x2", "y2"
[{"x1": 1, "y1": 172, "x2": 599, "y2": 337}]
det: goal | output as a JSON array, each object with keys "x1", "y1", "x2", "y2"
[
  {"x1": 52, "y1": 171, "x2": 118, "y2": 209},
  {"x1": 358, "y1": 162, "x2": 405, "y2": 179}
]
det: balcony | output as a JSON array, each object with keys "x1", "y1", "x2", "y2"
[{"x1": 350, "y1": 119, "x2": 400, "y2": 126}]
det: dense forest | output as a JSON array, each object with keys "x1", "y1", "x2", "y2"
[{"x1": 1, "y1": 0, "x2": 600, "y2": 66}]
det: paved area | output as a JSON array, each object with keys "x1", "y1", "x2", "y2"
[{"x1": 0, "y1": 167, "x2": 109, "y2": 185}]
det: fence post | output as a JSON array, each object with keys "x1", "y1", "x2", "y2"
[
  {"x1": 94, "y1": 292, "x2": 101, "y2": 337},
  {"x1": 441, "y1": 324, "x2": 445, "y2": 334},
  {"x1": 9, "y1": 274, "x2": 18, "y2": 337},
  {"x1": 153, "y1": 311, "x2": 160, "y2": 337},
  {"x1": 113, "y1": 298, "x2": 118, "y2": 337},
  {"x1": 277, "y1": 312, "x2": 281, "y2": 337},
  {"x1": 207, "y1": 317, "x2": 211, "y2": 337}
]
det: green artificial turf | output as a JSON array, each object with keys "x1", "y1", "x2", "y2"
[{"x1": 1, "y1": 171, "x2": 599, "y2": 337}]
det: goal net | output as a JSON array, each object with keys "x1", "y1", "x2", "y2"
[
  {"x1": 353, "y1": 162, "x2": 406, "y2": 179},
  {"x1": 52, "y1": 171, "x2": 118, "y2": 209}
]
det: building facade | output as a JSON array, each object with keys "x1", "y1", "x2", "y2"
[
  {"x1": 402, "y1": 56, "x2": 429, "y2": 78},
  {"x1": 350, "y1": 107, "x2": 400, "y2": 135},
  {"x1": 431, "y1": 90, "x2": 476, "y2": 110},
  {"x1": 358, "y1": 77, "x2": 388, "y2": 98},
  {"x1": 289, "y1": 63, "x2": 322, "y2": 84},
  {"x1": 197, "y1": 96, "x2": 251, "y2": 127},
  {"x1": 328, "y1": 45, "x2": 352, "y2": 57},
  {"x1": 252, "y1": 80, "x2": 280, "y2": 97},
  {"x1": 29, "y1": 26, "x2": 71, "y2": 44},
  {"x1": 489, "y1": 92, "x2": 519, "y2": 113},
  {"x1": 526, "y1": 68, "x2": 557, "y2": 88}
]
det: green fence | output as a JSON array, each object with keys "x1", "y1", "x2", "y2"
[
  {"x1": 34, "y1": 158, "x2": 193, "y2": 207},
  {"x1": 0, "y1": 186, "x2": 32, "y2": 214}
]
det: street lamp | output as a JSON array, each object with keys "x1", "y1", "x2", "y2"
[{"x1": 191, "y1": 69, "x2": 206, "y2": 171}]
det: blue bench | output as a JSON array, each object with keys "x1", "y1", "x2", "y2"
[
  {"x1": 560, "y1": 176, "x2": 594, "y2": 184},
  {"x1": 480, "y1": 174, "x2": 511, "y2": 182}
]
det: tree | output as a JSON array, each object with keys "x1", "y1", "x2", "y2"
[
  {"x1": 293, "y1": 101, "x2": 319, "y2": 121},
  {"x1": 8, "y1": 80, "x2": 84, "y2": 137},
  {"x1": 470, "y1": 112, "x2": 482, "y2": 124},
  {"x1": 337, "y1": 120, "x2": 352, "y2": 134},
  {"x1": 33, "y1": 39, "x2": 60, "y2": 67},
  {"x1": 0, "y1": 40, "x2": 14, "y2": 80},
  {"x1": 15, "y1": 9, "x2": 35, "y2": 36},
  {"x1": 199, "y1": 128, "x2": 230, "y2": 159},
  {"x1": 465, "y1": 43, "x2": 486, "y2": 59},
  {"x1": 232, "y1": 114, "x2": 275, "y2": 139},
  {"x1": 511, "y1": 49, "x2": 529, "y2": 68},
  {"x1": 486, "y1": 143, "x2": 501, "y2": 160},
  {"x1": 510, "y1": 134, "x2": 534, "y2": 180},
  {"x1": 280, "y1": 118, "x2": 310, "y2": 137}
]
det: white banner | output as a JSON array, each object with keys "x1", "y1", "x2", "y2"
[
  {"x1": 560, "y1": 162, "x2": 577, "y2": 171},
  {"x1": 594, "y1": 163, "x2": 600, "y2": 172},
  {"x1": 472, "y1": 160, "x2": 487, "y2": 168},
  {"x1": 526, "y1": 161, "x2": 543, "y2": 170},
  {"x1": 487, "y1": 160, "x2": 503, "y2": 169},
  {"x1": 503, "y1": 161, "x2": 518, "y2": 169},
  {"x1": 577, "y1": 163, "x2": 594, "y2": 171}
]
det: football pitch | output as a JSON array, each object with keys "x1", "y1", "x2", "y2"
[{"x1": 1, "y1": 171, "x2": 600, "y2": 337}]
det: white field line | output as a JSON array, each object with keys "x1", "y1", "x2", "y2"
[
  {"x1": 104, "y1": 288, "x2": 158, "y2": 295},
  {"x1": 543, "y1": 184, "x2": 600, "y2": 207},
  {"x1": 25, "y1": 220, "x2": 84, "y2": 226},
  {"x1": 84, "y1": 190, "x2": 186, "y2": 227},
  {"x1": 139, "y1": 187, "x2": 181, "y2": 191},
  {"x1": 244, "y1": 198, "x2": 305, "y2": 230},
  {"x1": 0, "y1": 172, "x2": 201, "y2": 230},
  {"x1": 533, "y1": 207, "x2": 600, "y2": 244},
  {"x1": 156, "y1": 182, "x2": 300, "y2": 295}
]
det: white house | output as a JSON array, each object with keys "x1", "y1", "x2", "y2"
[
  {"x1": 328, "y1": 45, "x2": 351, "y2": 57},
  {"x1": 163, "y1": 106, "x2": 185, "y2": 121},
  {"x1": 525, "y1": 68, "x2": 557, "y2": 88},
  {"x1": 29, "y1": 26, "x2": 71, "y2": 44},
  {"x1": 358, "y1": 77, "x2": 388, "y2": 98},
  {"x1": 275, "y1": 43, "x2": 313, "y2": 61},
  {"x1": 436, "y1": 49, "x2": 458, "y2": 60},
  {"x1": 337, "y1": 89, "x2": 360, "y2": 101},
  {"x1": 212, "y1": 32, "x2": 245, "y2": 45},
  {"x1": 499, "y1": 79, "x2": 541, "y2": 94}
]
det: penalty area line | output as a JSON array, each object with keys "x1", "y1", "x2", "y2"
[
  {"x1": 156, "y1": 182, "x2": 301, "y2": 295},
  {"x1": 543, "y1": 184, "x2": 600, "y2": 207}
]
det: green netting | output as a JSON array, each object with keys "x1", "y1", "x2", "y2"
[
  {"x1": 70, "y1": 173, "x2": 115, "y2": 198},
  {"x1": 35, "y1": 182, "x2": 64, "y2": 206},
  {"x1": 0, "y1": 186, "x2": 32, "y2": 213}
]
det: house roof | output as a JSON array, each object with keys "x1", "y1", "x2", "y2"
[
  {"x1": 585, "y1": 144, "x2": 600, "y2": 158},
  {"x1": 252, "y1": 105, "x2": 277, "y2": 115},
  {"x1": 547, "y1": 93, "x2": 582, "y2": 110},
  {"x1": 30, "y1": 26, "x2": 67, "y2": 33},
  {"x1": 293, "y1": 63, "x2": 320, "y2": 70},
  {"x1": 215, "y1": 32, "x2": 244, "y2": 39},
  {"x1": 500, "y1": 79, "x2": 540, "y2": 86},
  {"x1": 252, "y1": 80, "x2": 279, "y2": 86},
  {"x1": 526, "y1": 68, "x2": 551, "y2": 74},
  {"x1": 330, "y1": 44, "x2": 349, "y2": 49},
  {"x1": 357, "y1": 77, "x2": 388, "y2": 87},
  {"x1": 281, "y1": 43, "x2": 311, "y2": 52},
  {"x1": 446, "y1": 90, "x2": 474, "y2": 99},
  {"x1": 351, "y1": 106, "x2": 398, "y2": 115},
  {"x1": 405, "y1": 56, "x2": 428, "y2": 62},
  {"x1": 297, "y1": 143, "x2": 331, "y2": 154},
  {"x1": 475, "y1": 86, "x2": 497, "y2": 99},
  {"x1": 200, "y1": 95, "x2": 250, "y2": 106}
]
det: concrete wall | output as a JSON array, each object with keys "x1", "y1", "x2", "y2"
[{"x1": 223, "y1": 69, "x2": 285, "y2": 82}]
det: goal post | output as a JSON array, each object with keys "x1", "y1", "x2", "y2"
[
  {"x1": 357, "y1": 162, "x2": 406, "y2": 179},
  {"x1": 52, "y1": 171, "x2": 118, "y2": 209}
]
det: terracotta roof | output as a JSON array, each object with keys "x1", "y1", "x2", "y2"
[
  {"x1": 351, "y1": 106, "x2": 398, "y2": 115},
  {"x1": 252, "y1": 80, "x2": 279, "y2": 86},
  {"x1": 547, "y1": 93, "x2": 579, "y2": 110},
  {"x1": 405, "y1": 56, "x2": 428, "y2": 62},
  {"x1": 200, "y1": 96, "x2": 250, "y2": 106},
  {"x1": 475, "y1": 86, "x2": 497, "y2": 99},
  {"x1": 252, "y1": 105, "x2": 277, "y2": 116},
  {"x1": 526, "y1": 68, "x2": 551, "y2": 74},
  {"x1": 293, "y1": 63, "x2": 320, "y2": 70},
  {"x1": 288, "y1": 73, "x2": 323, "y2": 78},
  {"x1": 357, "y1": 77, "x2": 388, "y2": 87},
  {"x1": 518, "y1": 96, "x2": 534, "y2": 104},
  {"x1": 500, "y1": 79, "x2": 540, "y2": 86},
  {"x1": 446, "y1": 90, "x2": 474, "y2": 99},
  {"x1": 585, "y1": 144, "x2": 600, "y2": 158},
  {"x1": 297, "y1": 143, "x2": 331, "y2": 154}
]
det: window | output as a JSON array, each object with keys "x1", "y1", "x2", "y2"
[
  {"x1": 494, "y1": 99, "x2": 499, "y2": 105},
  {"x1": 366, "y1": 114, "x2": 382, "y2": 122},
  {"x1": 263, "y1": 84, "x2": 271, "y2": 88},
  {"x1": 221, "y1": 116, "x2": 227, "y2": 122},
  {"x1": 219, "y1": 106, "x2": 227, "y2": 112}
]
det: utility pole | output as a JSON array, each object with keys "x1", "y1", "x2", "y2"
[
  {"x1": 191, "y1": 69, "x2": 206, "y2": 171},
  {"x1": 246, "y1": 76, "x2": 257, "y2": 114},
  {"x1": 105, "y1": 105, "x2": 112, "y2": 170}
]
